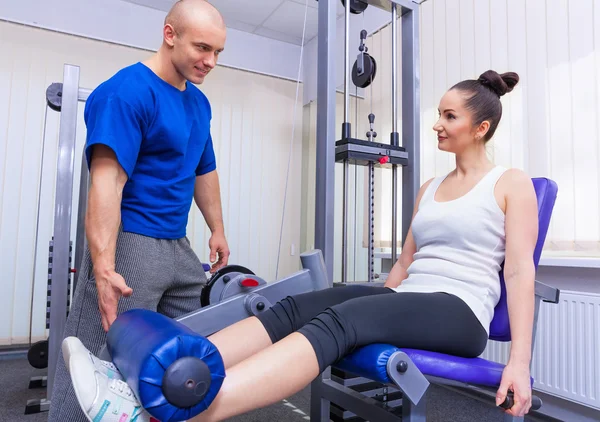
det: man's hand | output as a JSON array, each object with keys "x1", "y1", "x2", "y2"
[
  {"x1": 208, "y1": 231, "x2": 230, "y2": 273},
  {"x1": 496, "y1": 361, "x2": 532, "y2": 417},
  {"x1": 95, "y1": 270, "x2": 133, "y2": 331}
]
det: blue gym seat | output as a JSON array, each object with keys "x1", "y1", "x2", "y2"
[{"x1": 310, "y1": 177, "x2": 560, "y2": 422}]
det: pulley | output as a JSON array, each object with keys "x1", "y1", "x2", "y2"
[
  {"x1": 352, "y1": 29, "x2": 377, "y2": 88},
  {"x1": 200, "y1": 265, "x2": 265, "y2": 307},
  {"x1": 340, "y1": 0, "x2": 369, "y2": 14},
  {"x1": 352, "y1": 54, "x2": 377, "y2": 88},
  {"x1": 46, "y1": 83, "x2": 63, "y2": 112}
]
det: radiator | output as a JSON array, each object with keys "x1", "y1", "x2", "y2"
[{"x1": 480, "y1": 291, "x2": 600, "y2": 410}]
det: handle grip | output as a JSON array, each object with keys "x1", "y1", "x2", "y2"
[{"x1": 499, "y1": 392, "x2": 542, "y2": 411}]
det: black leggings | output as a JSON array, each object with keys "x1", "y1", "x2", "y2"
[{"x1": 255, "y1": 285, "x2": 489, "y2": 372}]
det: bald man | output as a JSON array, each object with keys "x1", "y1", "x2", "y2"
[{"x1": 47, "y1": 1, "x2": 230, "y2": 420}]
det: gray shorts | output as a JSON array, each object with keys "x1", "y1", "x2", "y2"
[{"x1": 48, "y1": 229, "x2": 208, "y2": 422}]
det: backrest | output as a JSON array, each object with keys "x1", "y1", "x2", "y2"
[{"x1": 489, "y1": 178, "x2": 558, "y2": 341}]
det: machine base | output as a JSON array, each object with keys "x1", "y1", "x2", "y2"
[{"x1": 24, "y1": 398, "x2": 50, "y2": 415}]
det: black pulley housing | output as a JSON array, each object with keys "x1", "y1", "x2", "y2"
[
  {"x1": 340, "y1": 0, "x2": 369, "y2": 14},
  {"x1": 28, "y1": 340, "x2": 49, "y2": 369},
  {"x1": 352, "y1": 53, "x2": 377, "y2": 88}
]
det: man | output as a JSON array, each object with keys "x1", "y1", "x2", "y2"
[{"x1": 48, "y1": 1, "x2": 230, "y2": 420}]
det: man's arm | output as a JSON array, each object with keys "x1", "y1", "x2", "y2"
[
  {"x1": 194, "y1": 170, "x2": 230, "y2": 271},
  {"x1": 86, "y1": 145, "x2": 133, "y2": 331},
  {"x1": 86, "y1": 145, "x2": 126, "y2": 274},
  {"x1": 194, "y1": 169, "x2": 224, "y2": 233}
]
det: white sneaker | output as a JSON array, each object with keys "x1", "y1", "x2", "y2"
[
  {"x1": 62, "y1": 336, "x2": 124, "y2": 381},
  {"x1": 68, "y1": 351, "x2": 155, "y2": 422}
]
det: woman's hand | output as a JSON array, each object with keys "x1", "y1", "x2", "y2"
[{"x1": 496, "y1": 361, "x2": 532, "y2": 417}]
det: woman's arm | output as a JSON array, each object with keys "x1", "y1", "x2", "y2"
[
  {"x1": 384, "y1": 178, "x2": 434, "y2": 289},
  {"x1": 496, "y1": 169, "x2": 539, "y2": 416}
]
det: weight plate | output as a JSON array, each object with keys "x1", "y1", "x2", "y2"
[
  {"x1": 200, "y1": 265, "x2": 255, "y2": 307},
  {"x1": 46, "y1": 83, "x2": 63, "y2": 112},
  {"x1": 340, "y1": 0, "x2": 369, "y2": 14},
  {"x1": 28, "y1": 340, "x2": 49, "y2": 369},
  {"x1": 352, "y1": 53, "x2": 377, "y2": 88}
]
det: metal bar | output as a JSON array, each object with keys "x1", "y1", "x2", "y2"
[
  {"x1": 72, "y1": 150, "x2": 89, "y2": 293},
  {"x1": 344, "y1": 0, "x2": 350, "y2": 124},
  {"x1": 534, "y1": 279, "x2": 560, "y2": 303},
  {"x1": 391, "y1": 3, "x2": 399, "y2": 263},
  {"x1": 310, "y1": 368, "x2": 332, "y2": 421},
  {"x1": 390, "y1": 0, "x2": 419, "y2": 11},
  {"x1": 401, "y1": 5, "x2": 420, "y2": 245},
  {"x1": 78, "y1": 88, "x2": 91, "y2": 102},
  {"x1": 402, "y1": 394, "x2": 427, "y2": 422},
  {"x1": 315, "y1": 0, "x2": 337, "y2": 284},
  {"x1": 320, "y1": 379, "x2": 402, "y2": 421},
  {"x1": 47, "y1": 64, "x2": 81, "y2": 398},
  {"x1": 386, "y1": 351, "x2": 429, "y2": 405},
  {"x1": 391, "y1": 4, "x2": 398, "y2": 137},
  {"x1": 530, "y1": 295, "x2": 542, "y2": 366},
  {"x1": 368, "y1": 163, "x2": 374, "y2": 281},
  {"x1": 365, "y1": 0, "x2": 418, "y2": 12},
  {"x1": 342, "y1": 160, "x2": 349, "y2": 282}
]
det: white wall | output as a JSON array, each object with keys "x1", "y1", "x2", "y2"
[
  {"x1": 340, "y1": 0, "x2": 600, "y2": 259},
  {"x1": 0, "y1": 0, "x2": 303, "y2": 82}
]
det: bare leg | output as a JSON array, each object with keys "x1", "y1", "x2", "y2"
[
  {"x1": 207, "y1": 316, "x2": 272, "y2": 369},
  {"x1": 193, "y1": 332, "x2": 319, "y2": 422}
]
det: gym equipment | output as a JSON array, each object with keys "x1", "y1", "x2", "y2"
[
  {"x1": 340, "y1": 0, "x2": 369, "y2": 14},
  {"x1": 200, "y1": 264, "x2": 258, "y2": 307},
  {"x1": 45, "y1": 83, "x2": 64, "y2": 112},
  {"x1": 352, "y1": 30, "x2": 377, "y2": 88},
  {"x1": 315, "y1": 178, "x2": 560, "y2": 421},
  {"x1": 102, "y1": 250, "x2": 329, "y2": 421},
  {"x1": 25, "y1": 66, "x2": 92, "y2": 415},
  {"x1": 27, "y1": 240, "x2": 74, "y2": 371},
  {"x1": 107, "y1": 309, "x2": 225, "y2": 422},
  {"x1": 100, "y1": 249, "x2": 328, "y2": 345},
  {"x1": 311, "y1": 1, "x2": 561, "y2": 421},
  {"x1": 334, "y1": 0, "x2": 411, "y2": 284}
]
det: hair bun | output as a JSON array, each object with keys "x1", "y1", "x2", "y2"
[{"x1": 478, "y1": 70, "x2": 519, "y2": 97}]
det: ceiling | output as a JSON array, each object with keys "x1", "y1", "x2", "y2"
[{"x1": 122, "y1": 0, "x2": 349, "y2": 45}]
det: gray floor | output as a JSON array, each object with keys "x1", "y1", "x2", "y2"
[{"x1": 1, "y1": 356, "x2": 547, "y2": 422}]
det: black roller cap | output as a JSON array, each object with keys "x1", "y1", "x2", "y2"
[{"x1": 162, "y1": 357, "x2": 212, "y2": 408}]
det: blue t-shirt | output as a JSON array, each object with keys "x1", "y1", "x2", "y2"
[{"x1": 84, "y1": 62, "x2": 216, "y2": 239}]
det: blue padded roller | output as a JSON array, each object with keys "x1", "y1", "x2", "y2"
[{"x1": 107, "y1": 309, "x2": 225, "y2": 422}]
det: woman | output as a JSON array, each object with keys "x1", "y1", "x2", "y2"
[{"x1": 65, "y1": 69, "x2": 539, "y2": 421}]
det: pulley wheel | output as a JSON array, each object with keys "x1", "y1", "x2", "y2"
[
  {"x1": 28, "y1": 340, "x2": 49, "y2": 369},
  {"x1": 352, "y1": 53, "x2": 377, "y2": 88},
  {"x1": 46, "y1": 83, "x2": 63, "y2": 112},
  {"x1": 340, "y1": 0, "x2": 369, "y2": 14},
  {"x1": 200, "y1": 265, "x2": 255, "y2": 307}
]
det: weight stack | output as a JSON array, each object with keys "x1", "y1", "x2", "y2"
[
  {"x1": 329, "y1": 366, "x2": 403, "y2": 422},
  {"x1": 46, "y1": 239, "x2": 73, "y2": 329}
]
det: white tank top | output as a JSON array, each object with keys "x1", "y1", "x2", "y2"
[{"x1": 391, "y1": 165, "x2": 508, "y2": 334}]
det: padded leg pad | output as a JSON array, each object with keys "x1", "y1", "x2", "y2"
[{"x1": 107, "y1": 309, "x2": 225, "y2": 422}]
